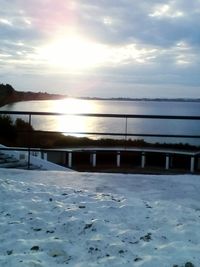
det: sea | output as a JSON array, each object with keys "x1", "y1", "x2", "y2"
[{"x1": 1, "y1": 98, "x2": 200, "y2": 146}]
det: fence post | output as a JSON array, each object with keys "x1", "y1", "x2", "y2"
[
  {"x1": 92, "y1": 152, "x2": 96, "y2": 167},
  {"x1": 165, "y1": 154, "x2": 170, "y2": 170},
  {"x1": 190, "y1": 156, "x2": 195, "y2": 173},
  {"x1": 124, "y1": 117, "x2": 128, "y2": 148},
  {"x1": 117, "y1": 151, "x2": 121, "y2": 167},
  {"x1": 141, "y1": 152, "x2": 146, "y2": 168},
  {"x1": 68, "y1": 152, "x2": 72, "y2": 168},
  {"x1": 27, "y1": 113, "x2": 32, "y2": 169}
]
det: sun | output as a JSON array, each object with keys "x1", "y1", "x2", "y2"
[{"x1": 38, "y1": 35, "x2": 109, "y2": 71}]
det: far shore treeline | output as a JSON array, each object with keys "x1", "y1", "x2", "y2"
[
  {"x1": 1, "y1": 83, "x2": 200, "y2": 107},
  {"x1": 0, "y1": 83, "x2": 65, "y2": 107}
]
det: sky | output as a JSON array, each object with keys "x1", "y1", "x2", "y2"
[{"x1": 0, "y1": 0, "x2": 200, "y2": 98}]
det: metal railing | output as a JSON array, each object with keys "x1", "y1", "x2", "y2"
[
  {"x1": 0, "y1": 110, "x2": 200, "y2": 139},
  {"x1": 0, "y1": 110, "x2": 200, "y2": 171}
]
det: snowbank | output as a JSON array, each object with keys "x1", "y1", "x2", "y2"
[
  {"x1": 0, "y1": 144, "x2": 71, "y2": 171},
  {"x1": 0, "y1": 169, "x2": 199, "y2": 267}
]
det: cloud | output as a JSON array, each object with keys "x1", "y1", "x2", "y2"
[
  {"x1": 73, "y1": 0, "x2": 200, "y2": 48},
  {"x1": 0, "y1": 0, "x2": 199, "y2": 98}
]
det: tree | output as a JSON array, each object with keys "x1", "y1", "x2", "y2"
[
  {"x1": 15, "y1": 118, "x2": 33, "y2": 131},
  {"x1": 0, "y1": 115, "x2": 16, "y2": 140}
]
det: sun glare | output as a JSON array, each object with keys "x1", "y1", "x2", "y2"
[
  {"x1": 53, "y1": 98, "x2": 96, "y2": 114},
  {"x1": 38, "y1": 35, "x2": 109, "y2": 71},
  {"x1": 53, "y1": 98, "x2": 97, "y2": 135},
  {"x1": 37, "y1": 34, "x2": 154, "y2": 71}
]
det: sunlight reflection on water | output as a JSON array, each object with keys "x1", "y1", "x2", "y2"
[
  {"x1": 52, "y1": 98, "x2": 98, "y2": 136},
  {"x1": 1, "y1": 99, "x2": 200, "y2": 144}
]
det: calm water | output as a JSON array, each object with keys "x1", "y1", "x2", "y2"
[{"x1": 1, "y1": 98, "x2": 200, "y2": 145}]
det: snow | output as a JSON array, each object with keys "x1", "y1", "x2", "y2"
[
  {"x1": 0, "y1": 144, "x2": 71, "y2": 171},
  {"x1": 0, "y1": 169, "x2": 200, "y2": 267}
]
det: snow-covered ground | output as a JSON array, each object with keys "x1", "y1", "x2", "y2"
[
  {"x1": 0, "y1": 144, "x2": 71, "y2": 171},
  {"x1": 0, "y1": 169, "x2": 199, "y2": 267}
]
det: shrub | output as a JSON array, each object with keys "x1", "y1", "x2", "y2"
[{"x1": 0, "y1": 115, "x2": 16, "y2": 140}]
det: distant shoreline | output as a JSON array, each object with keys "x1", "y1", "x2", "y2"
[
  {"x1": 78, "y1": 97, "x2": 200, "y2": 102},
  {"x1": 0, "y1": 83, "x2": 66, "y2": 108},
  {"x1": 3, "y1": 96, "x2": 200, "y2": 107},
  {"x1": 1, "y1": 83, "x2": 200, "y2": 108}
]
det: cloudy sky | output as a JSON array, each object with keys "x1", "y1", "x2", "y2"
[{"x1": 0, "y1": 0, "x2": 200, "y2": 98}]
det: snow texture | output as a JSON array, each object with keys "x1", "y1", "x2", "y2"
[{"x1": 0, "y1": 169, "x2": 199, "y2": 267}]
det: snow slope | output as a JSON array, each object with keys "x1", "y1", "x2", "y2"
[
  {"x1": 0, "y1": 144, "x2": 71, "y2": 171},
  {"x1": 0, "y1": 169, "x2": 199, "y2": 267}
]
